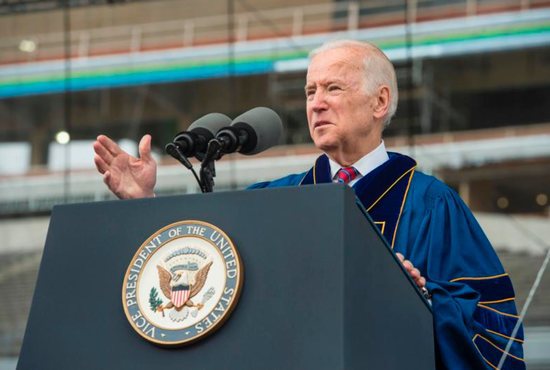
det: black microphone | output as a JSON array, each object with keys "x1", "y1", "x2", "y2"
[
  {"x1": 214, "y1": 107, "x2": 283, "y2": 155},
  {"x1": 165, "y1": 113, "x2": 231, "y2": 160}
]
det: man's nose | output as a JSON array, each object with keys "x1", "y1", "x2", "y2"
[{"x1": 310, "y1": 91, "x2": 328, "y2": 112}]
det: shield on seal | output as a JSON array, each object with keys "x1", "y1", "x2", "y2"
[{"x1": 171, "y1": 285, "x2": 190, "y2": 308}]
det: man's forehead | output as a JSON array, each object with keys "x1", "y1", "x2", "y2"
[{"x1": 306, "y1": 57, "x2": 363, "y2": 86}]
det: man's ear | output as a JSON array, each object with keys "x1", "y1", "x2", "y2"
[{"x1": 372, "y1": 85, "x2": 390, "y2": 120}]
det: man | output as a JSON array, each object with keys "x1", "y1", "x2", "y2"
[{"x1": 94, "y1": 40, "x2": 525, "y2": 369}]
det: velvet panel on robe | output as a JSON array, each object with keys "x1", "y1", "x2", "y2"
[{"x1": 248, "y1": 152, "x2": 525, "y2": 370}]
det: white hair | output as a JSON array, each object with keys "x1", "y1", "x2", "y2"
[{"x1": 309, "y1": 40, "x2": 398, "y2": 126}]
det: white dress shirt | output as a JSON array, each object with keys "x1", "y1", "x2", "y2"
[{"x1": 329, "y1": 141, "x2": 389, "y2": 186}]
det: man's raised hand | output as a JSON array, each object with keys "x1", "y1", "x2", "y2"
[{"x1": 93, "y1": 134, "x2": 157, "y2": 199}]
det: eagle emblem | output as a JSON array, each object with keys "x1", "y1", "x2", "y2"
[
  {"x1": 153, "y1": 248, "x2": 213, "y2": 322},
  {"x1": 122, "y1": 220, "x2": 243, "y2": 346}
]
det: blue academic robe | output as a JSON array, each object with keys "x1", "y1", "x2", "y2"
[{"x1": 249, "y1": 152, "x2": 525, "y2": 370}]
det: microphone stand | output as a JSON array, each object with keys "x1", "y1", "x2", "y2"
[
  {"x1": 165, "y1": 143, "x2": 193, "y2": 170},
  {"x1": 199, "y1": 139, "x2": 223, "y2": 193},
  {"x1": 165, "y1": 143, "x2": 207, "y2": 193},
  {"x1": 199, "y1": 128, "x2": 251, "y2": 192},
  {"x1": 165, "y1": 140, "x2": 221, "y2": 194}
]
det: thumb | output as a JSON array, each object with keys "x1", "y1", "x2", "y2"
[{"x1": 138, "y1": 134, "x2": 153, "y2": 161}]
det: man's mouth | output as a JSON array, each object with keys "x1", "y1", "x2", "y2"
[{"x1": 314, "y1": 121, "x2": 332, "y2": 129}]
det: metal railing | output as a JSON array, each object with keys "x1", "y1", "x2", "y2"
[{"x1": 0, "y1": 0, "x2": 547, "y2": 65}]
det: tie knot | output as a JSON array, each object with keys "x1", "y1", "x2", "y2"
[{"x1": 336, "y1": 167, "x2": 359, "y2": 184}]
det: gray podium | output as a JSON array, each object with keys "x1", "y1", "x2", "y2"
[{"x1": 18, "y1": 184, "x2": 435, "y2": 369}]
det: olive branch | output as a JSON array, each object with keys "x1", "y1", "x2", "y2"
[{"x1": 149, "y1": 287, "x2": 164, "y2": 314}]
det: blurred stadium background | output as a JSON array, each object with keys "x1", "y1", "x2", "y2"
[{"x1": 0, "y1": 0, "x2": 549, "y2": 368}]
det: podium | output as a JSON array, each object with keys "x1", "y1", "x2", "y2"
[{"x1": 18, "y1": 184, "x2": 435, "y2": 369}]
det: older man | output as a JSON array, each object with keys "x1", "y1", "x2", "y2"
[{"x1": 94, "y1": 40, "x2": 525, "y2": 369}]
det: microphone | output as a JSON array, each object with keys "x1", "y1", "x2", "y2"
[
  {"x1": 214, "y1": 107, "x2": 283, "y2": 155},
  {"x1": 165, "y1": 113, "x2": 231, "y2": 159}
]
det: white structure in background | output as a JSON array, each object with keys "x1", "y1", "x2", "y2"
[
  {"x1": 0, "y1": 143, "x2": 31, "y2": 176},
  {"x1": 393, "y1": 135, "x2": 550, "y2": 173},
  {"x1": 47, "y1": 139, "x2": 139, "y2": 172},
  {"x1": 1, "y1": 133, "x2": 549, "y2": 213}
]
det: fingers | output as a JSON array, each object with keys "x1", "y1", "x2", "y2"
[
  {"x1": 418, "y1": 277, "x2": 427, "y2": 287},
  {"x1": 102, "y1": 170, "x2": 123, "y2": 199},
  {"x1": 402, "y1": 260, "x2": 413, "y2": 271},
  {"x1": 138, "y1": 134, "x2": 152, "y2": 162},
  {"x1": 102, "y1": 170, "x2": 111, "y2": 186},
  {"x1": 93, "y1": 137, "x2": 115, "y2": 165},
  {"x1": 396, "y1": 252, "x2": 426, "y2": 289},
  {"x1": 94, "y1": 154, "x2": 108, "y2": 174},
  {"x1": 409, "y1": 267, "x2": 421, "y2": 280},
  {"x1": 97, "y1": 135, "x2": 122, "y2": 157}
]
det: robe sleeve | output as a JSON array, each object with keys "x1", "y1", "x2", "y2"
[
  {"x1": 245, "y1": 172, "x2": 307, "y2": 189},
  {"x1": 411, "y1": 185, "x2": 525, "y2": 370}
]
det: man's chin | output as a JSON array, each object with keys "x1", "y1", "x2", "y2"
[{"x1": 313, "y1": 138, "x2": 338, "y2": 153}]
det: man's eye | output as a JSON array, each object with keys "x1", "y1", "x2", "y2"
[{"x1": 328, "y1": 85, "x2": 341, "y2": 91}]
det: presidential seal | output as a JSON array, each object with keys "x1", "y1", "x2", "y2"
[{"x1": 122, "y1": 220, "x2": 243, "y2": 346}]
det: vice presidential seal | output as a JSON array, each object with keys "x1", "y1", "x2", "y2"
[{"x1": 122, "y1": 220, "x2": 243, "y2": 346}]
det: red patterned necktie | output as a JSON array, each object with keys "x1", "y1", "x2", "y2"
[{"x1": 335, "y1": 167, "x2": 359, "y2": 184}]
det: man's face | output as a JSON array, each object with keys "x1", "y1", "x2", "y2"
[{"x1": 305, "y1": 47, "x2": 381, "y2": 162}]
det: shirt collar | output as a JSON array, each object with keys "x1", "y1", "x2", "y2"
[{"x1": 329, "y1": 141, "x2": 389, "y2": 182}]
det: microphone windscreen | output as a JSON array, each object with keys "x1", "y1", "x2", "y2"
[
  {"x1": 188, "y1": 113, "x2": 232, "y2": 141},
  {"x1": 231, "y1": 107, "x2": 283, "y2": 155}
]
